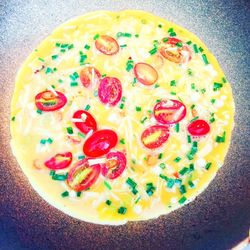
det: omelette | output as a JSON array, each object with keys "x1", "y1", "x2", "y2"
[{"x1": 10, "y1": 10, "x2": 235, "y2": 225}]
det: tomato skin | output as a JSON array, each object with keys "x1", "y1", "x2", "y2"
[
  {"x1": 44, "y1": 152, "x2": 72, "y2": 170},
  {"x1": 134, "y1": 63, "x2": 158, "y2": 86},
  {"x1": 141, "y1": 125, "x2": 170, "y2": 149},
  {"x1": 98, "y1": 77, "x2": 122, "y2": 106},
  {"x1": 67, "y1": 158, "x2": 101, "y2": 192},
  {"x1": 73, "y1": 110, "x2": 97, "y2": 134},
  {"x1": 83, "y1": 129, "x2": 118, "y2": 157},
  {"x1": 188, "y1": 119, "x2": 210, "y2": 136},
  {"x1": 35, "y1": 90, "x2": 67, "y2": 111},
  {"x1": 101, "y1": 151, "x2": 126, "y2": 179},
  {"x1": 154, "y1": 99, "x2": 186, "y2": 125},
  {"x1": 159, "y1": 37, "x2": 192, "y2": 64},
  {"x1": 80, "y1": 66, "x2": 101, "y2": 88},
  {"x1": 95, "y1": 35, "x2": 119, "y2": 55}
]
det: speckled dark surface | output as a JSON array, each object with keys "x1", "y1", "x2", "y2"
[{"x1": 0, "y1": 0, "x2": 249, "y2": 249}]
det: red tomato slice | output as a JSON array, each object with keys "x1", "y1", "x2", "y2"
[
  {"x1": 83, "y1": 129, "x2": 118, "y2": 157},
  {"x1": 73, "y1": 110, "x2": 97, "y2": 134},
  {"x1": 44, "y1": 152, "x2": 72, "y2": 170},
  {"x1": 80, "y1": 66, "x2": 101, "y2": 88},
  {"x1": 141, "y1": 125, "x2": 170, "y2": 149},
  {"x1": 95, "y1": 35, "x2": 119, "y2": 55},
  {"x1": 159, "y1": 37, "x2": 192, "y2": 64},
  {"x1": 67, "y1": 158, "x2": 101, "y2": 192},
  {"x1": 188, "y1": 119, "x2": 210, "y2": 136},
  {"x1": 134, "y1": 63, "x2": 158, "y2": 86},
  {"x1": 154, "y1": 99, "x2": 186, "y2": 124},
  {"x1": 101, "y1": 151, "x2": 126, "y2": 179},
  {"x1": 98, "y1": 77, "x2": 122, "y2": 106},
  {"x1": 35, "y1": 90, "x2": 67, "y2": 111}
]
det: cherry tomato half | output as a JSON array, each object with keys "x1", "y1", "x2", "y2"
[
  {"x1": 98, "y1": 77, "x2": 122, "y2": 106},
  {"x1": 44, "y1": 152, "x2": 72, "y2": 170},
  {"x1": 73, "y1": 110, "x2": 97, "y2": 134},
  {"x1": 67, "y1": 158, "x2": 101, "y2": 192},
  {"x1": 101, "y1": 151, "x2": 127, "y2": 179},
  {"x1": 159, "y1": 37, "x2": 192, "y2": 64},
  {"x1": 35, "y1": 90, "x2": 67, "y2": 112},
  {"x1": 154, "y1": 99, "x2": 186, "y2": 125},
  {"x1": 188, "y1": 119, "x2": 210, "y2": 136},
  {"x1": 80, "y1": 66, "x2": 101, "y2": 88},
  {"x1": 134, "y1": 63, "x2": 158, "y2": 86},
  {"x1": 83, "y1": 129, "x2": 118, "y2": 157},
  {"x1": 141, "y1": 125, "x2": 170, "y2": 149},
  {"x1": 95, "y1": 35, "x2": 119, "y2": 55}
]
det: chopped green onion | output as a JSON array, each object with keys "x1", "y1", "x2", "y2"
[
  {"x1": 199, "y1": 47, "x2": 204, "y2": 53},
  {"x1": 170, "y1": 80, "x2": 176, "y2": 86},
  {"x1": 126, "y1": 177, "x2": 137, "y2": 189},
  {"x1": 145, "y1": 183, "x2": 156, "y2": 196},
  {"x1": 47, "y1": 138, "x2": 53, "y2": 144},
  {"x1": 154, "y1": 84, "x2": 160, "y2": 88},
  {"x1": 159, "y1": 163, "x2": 166, "y2": 169},
  {"x1": 135, "y1": 196, "x2": 141, "y2": 204},
  {"x1": 158, "y1": 153, "x2": 163, "y2": 159},
  {"x1": 126, "y1": 59, "x2": 134, "y2": 72},
  {"x1": 169, "y1": 32, "x2": 176, "y2": 37},
  {"x1": 106, "y1": 199, "x2": 112, "y2": 205},
  {"x1": 70, "y1": 82, "x2": 78, "y2": 87},
  {"x1": 211, "y1": 98, "x2": 216, "y2": 104},
  {"x1": 175, "y1": 123, "x2": 180, "y2": 132},
  {"x1": 167, "y1": 178, "x2": 175, "y2": 188},
  {"x1": 176, "y1": 42, "x2": 183, "y2": 47},
  {"x1": 120, "y1": 44, "x2": 127, "y2": 48},
  {"x1": 191, "y1": 83, "x2": 196, "y2": 89},
  {"x1": 84, "y1": 104, "x2": 90, "y2": 111},
  {"x1": 36, "y1": 109, "x2": 42, "y2": 114},
  {"x1": 201, "y1": 88, "x2": 206, "y2": 94},
  {"x1": 188, "y1": 180, "x2": 195, "y2": 188},
  {"x1": 51, "y1": 55, "x2": 58, "y2": 60},
  {"x1": 58, "y1": 79, "x2": 63, "y2": 83},
  {"x1": 69, "y1": 72, "x2": 79, "y2": 81},
  {"x1": 78, "y1": 132, "x2": 85, "y2": 138},
  {"x1": 119, "y1": 103, "x2": 124, "y2": 109},
  {"x1": 61, "y1": 191, "x2": 69, "y2": 197},
  {"x1": 179, "y1": 185, "x2": 186, "y2": 194},
  {"x1": 38, "y1": 57, "x2": 45, "y2": 62},
  {"x1": 66, "y1": 127, "x2": 73, "y2": 134},
  {"x1": 191, "y1": 104, "x2": 195, "y2": 109},
  {"x1": 175, "y1": 179, "x2": 182, "y2": 185},
  {"x1": 222, "y1": 77, "x2": 227, "y2": 83},
  {"x1": 93, "y1": 34, "x2": 100, "y2": 40},
  {"x1": 116, "y1": 32, "x2": 132, "y2": 38},
  {"x1": 45, "y1": 67, "x2": 53, "y2": 74},
  {"x1": 119, "y1": 138, "x2": 125, "y2": 144},
  {"x1": 159, "y1": 174, "x2": 168, "y2": 182},
  {"x1": 170, "y1": 91, "x2": 176, "y2": 95},
  {"x1": 40, "y1": 139, "x2": 46, "y2": 145},
  {"x1": 140, "y1": 117, "x2": 148, "y2": 124},
  {"x1": 174, "y1": 157, "x2": 181, "y2": 163},
  {"x1": 210, "y1": 117, "x2": 215, "y2": 123},
  {"x1": 52, "y1": 173, "x2": 68, "y2": 181},
  {"x1": 104, "y1": 180, "x2": 112, "y2": 190},
  {"x1": 11, "y1": 116, "x2": 16, "y2": 121},
  {"x1": 188, "y1": 68, "x2": 193, "y2": 76},
  {"x1": 186, "y1": 41, "x2": 192, "y2": 45},
  {"x1": 78, "y1": 155, "x2": 85, "y2": 160},
  {"x1": 168, "y1": 27, "x2": 174, "y2": 33},
  {"x1": 178, "y1": 196, "x2": 187, "y2": 204},
  {"x1": 202, "y1": 54, "x2": 209, "y2": 65},
  {"x1": 158, "y1": 24, "x2": 162, "y2": 28},
  {"x1": 118, "y1": 206, "x2": 127, "y2": 214},
  {"x1": 135, "y1": 34, "x2": 139, "y2": 38},
  {"x1": 187, "y1": 135, "x2": 192, "y2": 143},
  {"x1": 55, "y1": 42, "x2": 61, "y2": 47},
  {"x1": 149, "y1": 47, "x2": 158, "y2": 55},
  {"x1": 135, "y1": 106, "x2": 141, "y2": 112},
  {"x1": 213, "y1": 82, "x2": 223, "y2": 91},
  {"x1": 84, "y1": 44, "x2": 90, "y2": 50},
  {"x1": 179, "y1": 167, "x2": 189, "y2": 176},
  {"x1": 163, "y1": 37, "x2": 169, "y2": 43},
  {"x1": 68, "y1": 44, "x2": 74, "y2": 50},
  {"x1": 205, "y1": 162, "x2": 212, "y2": 170},
  {"x1": 60, "y1": 49, "x2": 66, "y2": 53},
  {"x1": 50, "y1": 170, "x2": 55, "y2": 176},
  {"x1": 193, "y1": 44, "x2": 199, "y2": 53},
  {"x1": 215, "y1": 131, "x2": 226, "y2": 143},
  {"x1": 76, "y1": 191, "x2": 82, "y2": 197},
  {"x1": 190, "y1": 116, "x2": 199, "y2": 122},
  {"x1": 189, "y1": 163, "x2": 194, "y2": 171},
  {"x1": 131, "y1": 159, "x2": 136, "y2": 164}
]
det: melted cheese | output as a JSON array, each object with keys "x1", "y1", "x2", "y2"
[{"x1": 10, "y1": 10, "x2": 234, "y2": 225}]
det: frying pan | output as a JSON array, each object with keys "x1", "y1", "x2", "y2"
[{"x1": 0, "y1": 0, "x2": 249, "y2": 249}]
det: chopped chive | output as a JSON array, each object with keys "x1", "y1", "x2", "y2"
[
  {"x1": 118, "y1": 206, "x2": 127, "y2": 214},
  {"x1": 188, "y1": 180, "x2": 195, "y2": 188},
  {"x1": 135, "y1": 196, "x2": 141, "y2": 204},
  {"x1": 84, "y1": 44, "x2": 90, "y2": 50},
  {"x1": 104, "y1": 180, "x2": 112, "y2": 190},
  {"x1": 11, "y1": 116, "x2": 16, "y2": 121},
  {"x1": 186, "y1": 41, "x2": 192, "y2": 45},
  {"x1": 49, "y1": 170, "x2": 55, "y2": 176},
  {"x1": 199, "y1": 47, "x2": 204, "y2": 53},
  {"x1": 167, "y1": 178, "x2": 175, "y2": 188},
  {"x1": 179, "y1": 167, "x2": 189, "y2": 176},
  {"x1": 205, "y1": 162, "x2": 212, "y2": 170},
  {"x1": 178, "y1": 196, "x2": 187, "y2": 204},
  {"x1": 38, "y1": 57, "x2": 45, "y2": 62},
  {"x1": 179, "y1": 185, "x2": 186, "y2": 194},
  {"x1": 149, "y1": 47, "x2": 158, "y2": 55},
  {"x1": 170, "y1": 80, "x2": 176, "y2": 86},
  {"x1": 119, "y1": 103, "x2": 124, "y2": 109},
  {"x1": 84, "y1": 104, "x2": 90, "y2": 111},
  {"x1": 213, "y1": 82, "x2": 223, "y2": 91},
  {"x1": 119, "y1": 138, "x2": 125, "y2": 144},
  {"x1": 202, "y1": 54, "x2": 209, "y2": 65},
  {"x1": 211, "y1": 98, "x2": 216, "y2": 104},
  {"x1": 163, "y1": 37, "x2": 169, "y2": 43},
  {"x1": 159, "y1": 163, "x2": 166, "y2": 169},
  {"x1": 51, "y1": 55, "x2": 58, "y2": 60},
  {"x1": 190, "y1": 116, "x2": 199, "y2": 122},
  {"x1": 193, "y1": 44, "x2": 199, "y2": 53},
  {"x1": 61, "y1": 191, "x2": 69, "y2": 197},
  {"x1": 191, "y1": 104, "x2": 195, "y2": 109},
  {"x1": 158, "y1": 153, "x2": 163, "y2": 159},
  {"x1": 37, "y1": 109, "x2": 42, "y2": 114},
  {"x1": 66, "y1": 127, "x2": 73, "y2": 134},
  {"x1": 70, "y1": 82, "x2": 78, "y2": 87},
  {"x1": 135, "y1": 106, "x2": 141, "y2": 112},
  {"x1": 140, "y1": 117, "x2": 148, "y2": 124},
  {"x1": 78, "y1": 132, "x2": 85, "y2": 138},
  {"x1": 174, "y1": 157, "x2": 181, "y2": 163},
  {"x1": 93, "y1": 34, "x2": 100, "y2": 40},
  {"x1": 76, "y1": 191, "x2": 82, "y2": 197},
  {"x1": 176, "y1": 42, "x2": 183, "y2": 48},
  {"x1": 120, "y1": 44, "x2": 127, "y2": 48},
  {"x1": 106, "y1": 199, "x2": 112, "y2": 206},
  {"x1": 145, "y1": 183, "x2": 156, "y2": 196},
  {"x1": 126, "y1": 177, "x2": 137, "y2": 189},
  {"x1": 215, "y1": 131, "x2": 226, "y2": 143},
  {"x1": 187, "y1": 135, "x2": 192, "y2": 143},
  {"x1": 52, "y1": 173, "x2": 68, "y2": 181},
  {"x1": 175, "y1": 123, "x2": 180, "y2": 132},
  {"x1": 159, "y1": 174, "x2": 168, "y2": 182}
]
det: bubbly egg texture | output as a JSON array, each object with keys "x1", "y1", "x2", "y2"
[{"x1": 10, "y1": 10, "x2": 234, "y2": 225}]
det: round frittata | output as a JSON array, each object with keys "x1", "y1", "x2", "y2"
[{"x1": 10, "y1": 10, "x2": 235, "y2": 225}]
